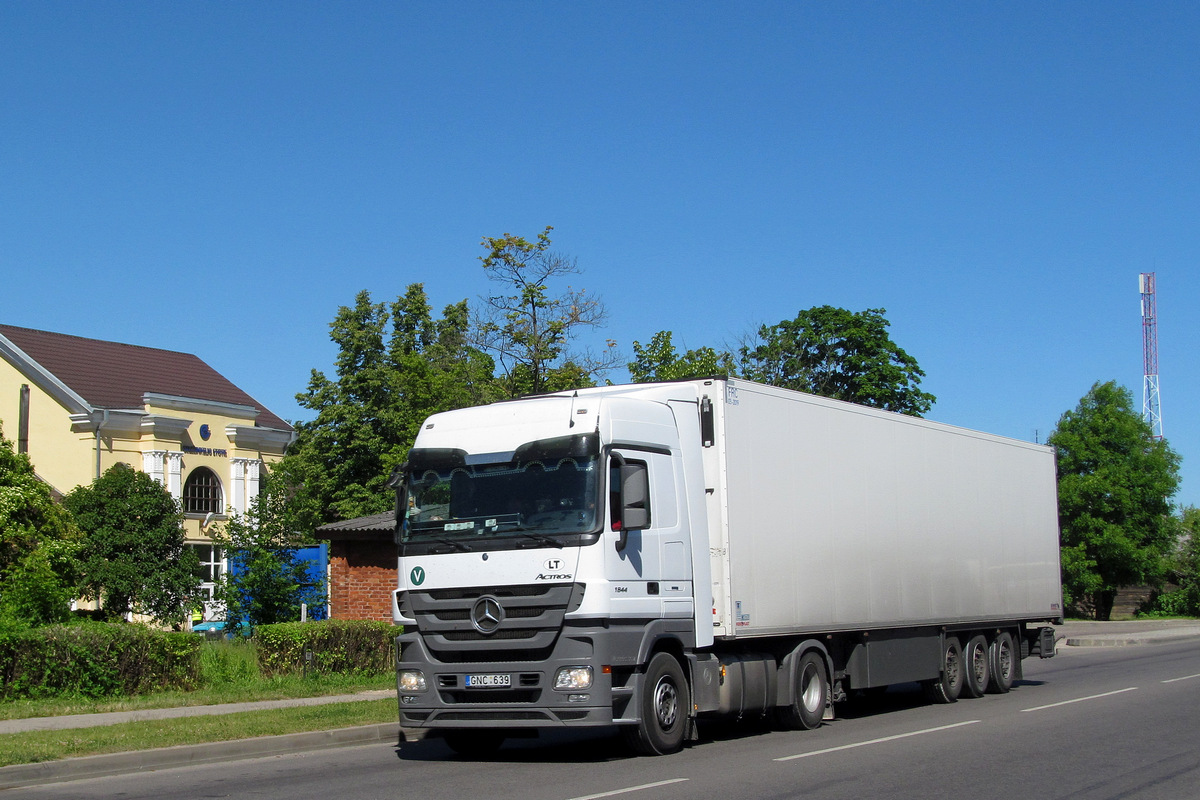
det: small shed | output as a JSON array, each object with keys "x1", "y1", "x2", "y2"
[{"x1": 315, "y1": 511, "x2": 396, "y2": 621}]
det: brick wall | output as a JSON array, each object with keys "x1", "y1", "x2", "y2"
[{"x1": 328, "y1": 538, "x2": 397, "y2": 621}]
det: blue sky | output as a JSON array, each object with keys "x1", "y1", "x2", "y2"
[{"x1": 2, "y1": 2, "x2": 1196, "y2": 507}]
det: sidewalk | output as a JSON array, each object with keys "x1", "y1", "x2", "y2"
[
  {"x1": 0, "y1": 689, "x2": 396, "y2": 735},
  {"x1": 1054, "y1": 618, "x2": 1200, "y2": 647}
]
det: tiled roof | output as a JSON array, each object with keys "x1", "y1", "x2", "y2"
[{"x1": 0, "y1": 324, "x2": 291, "y2": 431}]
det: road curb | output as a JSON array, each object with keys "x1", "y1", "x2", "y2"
[
  {"x1": 0, "y1": 723, "x2": 414, "y2": 790},
  {"x1": 1064, "y1": 632, "x2": 1200, "y2": 647}
]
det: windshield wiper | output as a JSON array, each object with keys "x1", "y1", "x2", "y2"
[
  {"x1": 429, "y1": 535, "x2": 472, "y2": 552},
  {"x1": 516, "y1": 531, "x2": 564, "y2": 549}
]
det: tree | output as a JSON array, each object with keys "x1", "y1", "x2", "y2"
[
  {"x1": 1048, "y1": 381, "x2": 1182, "y2": 620},
  {"x1": 474, "y1": 226, "x2": 619, "y2": 396},
  {"x1": 628, "y1": 330, "x2": 736, "y2": 383},
  {"x1": 0, "y1": 424, "x2": 79, "y2": 625},
  {"x1": 62, "y1": 463, "x2": 200, "y2": 624},
  {"x1": 739, "y1": 306, "x2": 936, "y2": 416},
  {"x1": 287, "y1": 284, "x2": 497, "y2": 526},
  {"x1": 1144, "y1": 507, "x2": 1200, "y2": 617},
  {"x1": 212, "y1": 469, "x2": 324, "y2": 633}
]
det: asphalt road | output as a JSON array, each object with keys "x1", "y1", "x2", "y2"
[{"x1": 8, "y1": 640, "x2": 1199, "y2": 800}]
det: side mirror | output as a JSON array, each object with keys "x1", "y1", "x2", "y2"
[
  {"x1": 614, "y1": 462, "x2": 650, "y2": 551},
  {"x1": 387, "y1": 467, "x2": 407, "y2": 544}
]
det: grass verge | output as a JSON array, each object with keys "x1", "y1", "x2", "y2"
[
  {"x1": 0, "y1": 698, "x2": 398, "y2": 767},
  {"x1": 0, "y1": 674, "x2": 395, "y2": 721}
]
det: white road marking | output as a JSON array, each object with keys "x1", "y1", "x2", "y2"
[
  {"x1": 1162, "y1": 673, "x2": 1200, "y2": 684},
  {"x1": 566, "y1": 778, "x2": 689, "y2": 800},
  {"x1": 773, "y1": 720, "x2": 981, "y2": 762},
  {"x1": 1020, "y1": 687, "x2": 1139, "y2": 712}
]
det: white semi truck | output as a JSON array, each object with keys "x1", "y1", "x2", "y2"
[{"x1": 392, "y1": 378, "x2": 1062, "y2": 756}]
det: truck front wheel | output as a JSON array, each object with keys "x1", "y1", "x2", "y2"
[{"x1": 624, "y1": 652, "x2": 689, "y2": 755}]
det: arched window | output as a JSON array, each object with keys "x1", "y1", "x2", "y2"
[{"x1": 183, "y1": 467, "x2": 223, "y2": 514}]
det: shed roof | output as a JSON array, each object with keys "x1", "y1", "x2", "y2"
[{"x1": 315, "y1": 510, "x2": 395, "y2": 541}]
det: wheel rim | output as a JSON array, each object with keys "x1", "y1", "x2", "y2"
[
  {"x1": 800, "y1": 662, "x2": 823, "y2": 713},
  {"x1": 970, "y1": 645, "x2": 987, "y2": 684},
  {"x1": 998, "y1": 640, "x2": 1013, "y2": 681},
  {"x1": 946, "y1": 646, "x2": 961, "y2": 686},
  {"x1": 653, "y1": 676, "x2": 678, "y2": 729}
]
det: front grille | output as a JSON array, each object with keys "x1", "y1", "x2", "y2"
[
  {"x1": 404, "y1": 583, "x2": 585, "y2": 663},
  {"x1": 441, "y1": 689, "x2": 541, "y2": 704},
  {"x1": 443, "y1": 629, "x2": 538, "y2": 641}
]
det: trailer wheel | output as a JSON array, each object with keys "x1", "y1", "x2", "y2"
[
  {"x1": 443, "y1": 730, "x2": 505, "y2": 758},
  {"x1": 777, "y1": 651, "x2": 828, "y2": 730},
  {"x1": 986, "y1": 632, "x2": 1016, "y2": 694},
  {"x1": 961, "y1": 635, "x2": 990, "y2": 698},
  {"x1": 624, "y1": 652, "x2": 689, "y2": 755},
  {"x1": 922, "y1": 636, "x2": 963, "y2": 704}
]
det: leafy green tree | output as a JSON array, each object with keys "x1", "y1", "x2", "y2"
[
  {"x1": 62, "y1": 463, "x2": 200, "y2": 624},
  {"x1": 475, "y1": 226, "x2": 618, "y2": 396},
  {"x1": 0, "y1": 425, "x2": 80, "y2": 625},
  {"x1": 213, "y1": 470, "x2": 324, "y2": 633},
  {"x1": 1142, "y1": 506, "x2": 1200, "y2": 617},
  {"x1": 628, "y1": 330, "x2": 736, "y2": 383},
  {"x1": 739, "y1": 306, "x2": 936, "y2": 416},
  {"x1": 1048, "y1": 381, "x2": 1181, "y2": 620},
  {"x1": 287, "y1": 284, "x2": 497, "y2": 525}
]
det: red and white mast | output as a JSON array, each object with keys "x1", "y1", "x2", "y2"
[{"x1": 1140, "y1": 272, "x2": 1163, "y2": 439}]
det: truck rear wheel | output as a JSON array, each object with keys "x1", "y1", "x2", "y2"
[
  {"x1": 986, "y1": 632, "x2": 1015, "y2": 693},
  {"x1": 961, "y1": 635, "x2": 990, "y2": 698},
  {"x1": 777, "y1": 651, "x2": 828, "y2": 730},
  {"x1": 922, "y1": 636, "x2": 963, "y2": 704},
  {"x1": 624, "y1": 652, "x2": 689, "y2": 756}
]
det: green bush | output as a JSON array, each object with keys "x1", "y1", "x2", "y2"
[
  {"x1": 254, "y1": 620, "x2": 396, "y2": 678},
  {"x1": 0, "y1": 621, "x2": 201, "y2": 700}
]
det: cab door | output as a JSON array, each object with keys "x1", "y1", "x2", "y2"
[{"x1": 601, "y1": 399, "x2": 691, "y2": 622}]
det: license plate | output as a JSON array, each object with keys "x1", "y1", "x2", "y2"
[{"x1": 465, "y1": 673, "x2": 511, "y2": 688}]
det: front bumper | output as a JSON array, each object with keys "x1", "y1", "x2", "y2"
[{"x1": 396, "y1": 622, "x2": 630, "y2": 729}]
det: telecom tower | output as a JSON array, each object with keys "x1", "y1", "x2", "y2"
[{"x1": 1140, "y1": 272, "x2": 1163, "y2": 439}]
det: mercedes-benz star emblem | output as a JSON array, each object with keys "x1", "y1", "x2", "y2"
[{"x1": 471, "y1": 596, "x2": 505, "y2": 635}]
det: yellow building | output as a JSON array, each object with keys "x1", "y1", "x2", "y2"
[{"x1": 0, "y1": 324, "x2": 294, "y2": 609}]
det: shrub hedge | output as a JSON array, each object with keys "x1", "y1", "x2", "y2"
[
  {"x1": 254, "y1": 620, "x2": 396, "y2": 677},
  {"x1": 0, "y1": 621, "x2": 201, "y2": 700},
  {"x1": 0, "y1": 619, "x2": 397, "y2": 700}
]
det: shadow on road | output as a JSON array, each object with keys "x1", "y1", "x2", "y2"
[{"x1": 393, "y1": 678, "x2": 1051, "y2": 763}]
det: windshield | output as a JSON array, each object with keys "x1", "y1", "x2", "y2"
[{"x1": 402, "y1": 435, "x2": 602, "y2": 544}]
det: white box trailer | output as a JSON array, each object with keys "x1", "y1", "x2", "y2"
[{"x1": 392, "y1": 378, "x2": 1062, "y2": 756}]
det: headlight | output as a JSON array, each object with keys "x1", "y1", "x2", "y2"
[
  {"x1": 398, "y1": 670, "x2": 427, "y2": 692},
  {"x1": 554, "y1": 666, "x2": 593, "y2": 690}
]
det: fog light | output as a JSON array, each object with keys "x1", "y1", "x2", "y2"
[
  {"x1": 554, "y1": 666, "x2": 593, "y2": 690},
  {"x1": 568, "y1": 694, "x2": 590, "y2": 703},
  {"x1": 398, "y1": 670, "x2": 427, "y2": 692},
  {"x1": 401, "y1": 695, "x2": 419, "y2": 704}
]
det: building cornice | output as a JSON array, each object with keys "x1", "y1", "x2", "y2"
[
  {"x1": 143, "y1": 393, "x2": 259, "y2": 421},
  {"x1": 226, "y1": 425, "x2": 296, "y2": 455},
  {"x1": 141, "y1": 415, "x2": 193, "y2": 439},
  {"x1": 68, "y1": 409, "x2": 146, "y2": 436}
]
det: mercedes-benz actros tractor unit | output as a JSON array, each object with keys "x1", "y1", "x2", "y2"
[{"x1": 392, "y1": 378, "x2": 1062, "y2": 756}]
